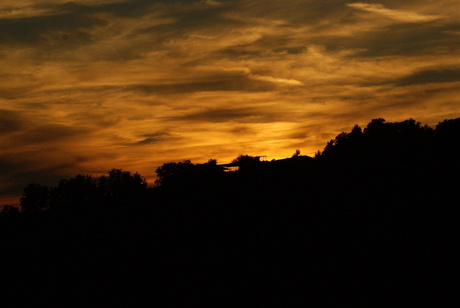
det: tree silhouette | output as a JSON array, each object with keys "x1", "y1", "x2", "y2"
[
  {"x1": 318, "y1": 118, "x2": 432, "y2": 162},
  {"x1": 20, "y1": 183, "x2": 50, "y2": 214},
  {"x1": 97, "y1": 169, "x2": 147, "y2": 206},
  {"x1": 436, "y1": 117, "x2": 460, "y2": 155},
  {"x1": 0, "y1": 205, "x2": 20, "y2": 218},
  {"x1": 155, "y1": 160, "x2": 195, "y2": 187},
  {"x1": 51, "y1": 174, "x2": 97, "y2": 210},
  {"x1": 231, "y1": 154, "x2": 263, "y2": 173}
]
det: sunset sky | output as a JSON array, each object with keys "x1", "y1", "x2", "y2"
[{"x1": 1, "y1": 0, "x2": 460, "y2": 204}]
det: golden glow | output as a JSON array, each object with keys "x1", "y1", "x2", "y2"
[{"x1": 1, "y1": 0, "x2": 460, "y2": 204}]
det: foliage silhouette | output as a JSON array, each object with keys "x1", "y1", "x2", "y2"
[
  {"x1": 1, "y1": 117, "x2": 459, "y2": 305},
  {"x1": 20, "y1": 183, "x2": 50, "y2": 214},
  {"x1": 0, "y1": 205, "x2": 20, "y2": 218},
  {"x1": 100, "y1": 169, "x2": 147, "y2": 203},
  {"x1": 51, "y1": 174, "x2": 98, "y2": 210},
  {"x1": 154, "y1": 159, "x2": 195, "y2": 187}
]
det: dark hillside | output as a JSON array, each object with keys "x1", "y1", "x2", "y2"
[{"x1": 1, "y1": 117, "x2": 459, "y2": 305}]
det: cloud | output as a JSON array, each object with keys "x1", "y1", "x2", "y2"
[
  {"x1": 347, "y1": 2, "x2": 444, "y2": 23},
  {"x1": 132, "y1": 132, "x2": 173, "y2": 146},
  {"x1": 228, "y1": 126, "x2": 255, "y2": 136},
  {"x1": 15, "y1": 124, "x2": 90, "y2": 144},
  {"x1": 0, "y1": 109, "x2": 26, "y2": 133},
  {"x1": 305, "y1": 13, "x2": 460, "y2": 58},
  {"x1": 0, "y1": 11, "x2": 105, "y2": 46},
  {"x1": 129, "y1": 76, "x2": 275, "y2": 94},
  {"x1": 249, "y1": 74, "x2": 303, "y2": 86},
  {"x1": 169, "y1": 107, "x2": 282, "y2": 123},
  {"x1": 396, "y1": 67, "x2": 460, "y2": 86}
]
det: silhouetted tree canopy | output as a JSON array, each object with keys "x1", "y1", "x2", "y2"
[
  {"x1": 3, "y1": 116, "x2": 459, "y2": 306},
  {"x1": 51, "y1": 174, "x2": 97, "y2": 210},
  {"x1": 8, "y1": 117, "x2": 459, "y2": 217},
  {"x1": 18, "y1": 169, "x2": 147, "y2": 213},
  {"x1": 154, "y1": 160, "x2": 195, "y2": 187},
  {"x1": 20, "y1": 183, "x2": 50, "y2": 214},
  {"x1": 100, "y1": 169, "x2": 147, "y2": 200},
  {"x1": 0, "y1": 205, "x2": 20, "y2": 218},
  {"x1": 317, "y1": 118, "x2": 433, "y2": 162}
]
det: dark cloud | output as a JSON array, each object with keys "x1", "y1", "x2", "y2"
[
  {"x1": 56, "y1": 1, "x2": 157, "y2": 18},
  {"x1": 0, "y1": 12, "x2": 105, "y2": 46},
  {"x1": 0, "y1": 86, "x2": 38, "y2": 99},
  {"x1": 131, "y1": 75, "x2": 275, "y2": 95},
  {"x1": 287, "y1": 131, "x2": 308, "y2": 140},
  {"x1": 48, "y1": 0, "x2": 235, "y2": 51},
  {"x1": 228, "y1": 126, "x2": 254, "y2": 135},
  {"x1": 337, "y1": 22, "x2": 460, "y2": 58},
  {"x1": 0, "y1": 156, "x2": 23, "y2": 175},
  {"x1": 14, "y1": 124, "x2": 90, "y2": 144},
  {"x1": 133, "y1": 131, "x2": 172, "y2": 145},
  {"x1": 134, "y1": 138, "x2": 159, "y2": 146},
  {"x1": 158, "y1": 0, "x2": 237, "y2": 29},
  {"x1": 129, "y1": 0, "x2": 349, "y2": 59},
  {"x1": 396, "y1": 67, "x2": 460, "y2": 86},
  {"x1": 237, "y1": 0, "x2": 350, "y2": 25},
  {"x1": 170, "y1": 107, "x2": 284, "y2": 123},
  {"x1": 0, "y1": 109, "x2": 26, "y2": 134}
]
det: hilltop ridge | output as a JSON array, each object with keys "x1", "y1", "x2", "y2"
[{"x1": 1, "y1": 117, "x2": 459, "y2": 305}]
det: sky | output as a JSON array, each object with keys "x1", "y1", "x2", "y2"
[{"x1": 1, "y1": 0, "x2": 460, "y2": 205}]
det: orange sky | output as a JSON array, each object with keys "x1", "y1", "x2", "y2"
[{"x1": 1, "y1": 0, "x2": 460, "y2": 205}]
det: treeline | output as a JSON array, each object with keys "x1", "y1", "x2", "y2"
[
  {"x1": 1, "y1": 117, "x2": 459, "y2": 305},
  {"x1": 3, "y1": 116, "x2": 458, "y2": 217},
  {"x1": 18, "y1": 169, "x2": 147, "y2": 214}
]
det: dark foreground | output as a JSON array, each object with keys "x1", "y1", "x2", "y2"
[{"x1": 1, "y1": 118, "x2": 459, "y2": 305}]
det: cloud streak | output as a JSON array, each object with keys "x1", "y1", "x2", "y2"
[{"x1": 347, "y1": 2, "x2": 444, "y2": 23}]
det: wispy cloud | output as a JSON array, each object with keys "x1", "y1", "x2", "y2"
[
  {"x1": 347, "y1": 2, "x2": 444, "y2": 23},
  {"x1": 249, "y1": 74, "x2": 303, "y2": 86}
]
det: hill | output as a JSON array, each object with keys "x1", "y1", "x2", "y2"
[{"x1": 1, "y1": 117, "x2": 459, "y2": 305}]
